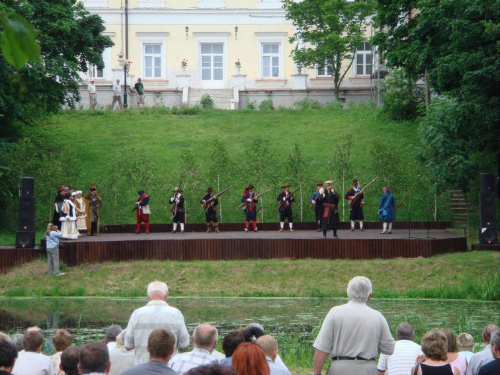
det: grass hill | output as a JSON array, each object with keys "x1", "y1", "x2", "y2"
[{"x1": 1, "y1": 106, "x2": 451, "y2": 244}]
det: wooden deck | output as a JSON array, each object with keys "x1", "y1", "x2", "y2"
[{"x1": 0, "y1": 221, "x2": 468, "y2": 272}]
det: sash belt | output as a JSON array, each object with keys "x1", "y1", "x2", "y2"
[{"x1": 331, "y1": 356, "x2": 375, "y2": 361}]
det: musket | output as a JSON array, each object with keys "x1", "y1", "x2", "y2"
[
  {"x1": 238, "y1": 188, "x2": 273, "y2": 209},
  {"x1": 278, "y1": 182, "x2": 304, "y2": 210},
  {"x1": 349, "y1": 176, "x2": 378, "y2": 207},
  {"x1": 201, "y1": 185, "x2": 233, "y2": 211},
  {"x1": 395, "y1": 181, "x2": 418, "y2": 210}
]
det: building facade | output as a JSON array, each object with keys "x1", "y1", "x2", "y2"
[{"x1": 80, "y1": 0, "x2": 381, "y2": 109}]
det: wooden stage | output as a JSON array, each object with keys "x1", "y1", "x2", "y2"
[{"x1": 0, "y1": 221, "x2": 467, "y2": 272}]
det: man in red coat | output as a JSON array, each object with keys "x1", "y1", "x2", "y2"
[{"x1": 135, "y1": 190, "x2": 150, "y2": 234}]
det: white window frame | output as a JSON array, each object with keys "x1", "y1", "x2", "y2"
[
  {"x1": 136, "y1": 32, "x2": 168, "y2": 80},
  {"x1": 194, "y1": 32, "x2": 229, "y2": 89},
  {"x1": 138, "y1": 0, "x2": 166, "y2": 8},
  {"x1": 198, "y1": 0, "x2": 225, "y2": 8},
  {"x1": 354, "y1": 41, "x2": 373, "y2": 77},
  {"x1": 317, "y1": 58, "x2": 334, "y2": 77},
  {"x1": 255, "y1": 32, "x2": 286, "y2": 80}
]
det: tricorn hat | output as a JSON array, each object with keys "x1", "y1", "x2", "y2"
[
  {"x1": 325, "y1": 180, "x2": 334, "y2": 186},
  {"x1": 247, "y1": 184, "x2": 254, "y2": 190},
  {"x1": 207, "y1": 187, "x2": 213, "y2": 192},
  {"x1": 316, "y1": 182, "x2": 324, "y2": 187},
  {"x1": 353, "y1": 180, "x2": 359, "y2": 185},
  {"x1": 90, "y1": 185, "x2": 97, "y2": 191},
  {"x1": 383, "y1": 186, "x2": 390, "y2": 191},
  {"x1": 138, "y1": 190, "x2": 145, "y2": 196},
  {"x1": 172, "y1": 187, "x2": 182, "y2": 192},
  {"x1": 281, "y1": 183, "x2": 290, "y2": 188}
]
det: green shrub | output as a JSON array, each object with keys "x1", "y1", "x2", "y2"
[
  {"x1": 325, "y1": 100, "x2": 344, "y2": 110},
  {"x1": 293, "y1": 98, "x2": 322, "y2": 109},
  {"x1": 259, "y1": 98, "x2": 275, "y2": 111},
  {"x1": 200, "y1": 94, "x2": 215, "y2": 109},
  {"x1": 246, "y1": 98, "x2": 257, "y2": 110}
]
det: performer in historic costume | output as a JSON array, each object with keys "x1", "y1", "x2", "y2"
[
  {"x1": 84, "y1": 185, "x2": 102, "y2": 236},
  {"x1": 135, "y1": 190, "x2": 150, "y2": 234},
  {"x1": 378, "y1": 186, "x2": 396, "y2": 234},
  {"x1": 311, "y1": 182, "x2": 324, "y2": 231},
  {"x1": 201, "y1": 187, "x2": 219, "y2": 233},
  {"x1": 345, "y1": 179, "x2": 365, "y2": 231},
  {"x1": 277, "y1": 183, "x2": 294, "y2": 232},
  {"x1": 242, "y1": 184, "x2": 258, "y2": 232},
  {"x1": 74, "y1": 191, "x2": 87, "y2": 235},
  {"x1": 318, "y1": 180, "x2": 340, "y2": 239},
  {"x1": 52, "y1": 185, "x2": 65, "y2": 230},
  {"x1": 169, "y1": 186, "x2": 185, "y2": 233},
  {"x1": 60, "y1": 193, "x2": 78, "y2": 240}
]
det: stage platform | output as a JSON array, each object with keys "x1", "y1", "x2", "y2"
[{"x1": 0, "y1": 221, "x2": 467, "y2": 272}]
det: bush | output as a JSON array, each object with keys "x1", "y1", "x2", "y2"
[
  {"x1": 259, "y1": 98, "x2": 275, "y2": 111},
  {"x1": 246, "y1": 98, "x2": 257, "y2": 110},
  {"x1": 200, "y1": 94, "x2": 215, "y2": 109},
  {"x1": 293, "y1": 98, "x2": 322, "y2": 109},
  {"x1": 325, "y1": 100, "x2": 344, "y2": 110}
]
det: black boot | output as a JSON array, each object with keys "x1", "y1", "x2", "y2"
[
  {"x1": 91, "y1": 222, "x2": 97, "y2": 236},
  {"x1": 323, "y1": 230, "x2": 327, "y2": 239},
  {"x1": 333, "y1": 230, "x2": 338, "y2": 238}
]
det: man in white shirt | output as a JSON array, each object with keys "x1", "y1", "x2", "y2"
[
  {"x1": 168, "y1": 324, "x2": 218, "y2": 375},
  {"x1": 88, "y1": 79, "x2": 97, "y2": 109},
  {"x1": 124, "y1": 281, "x2": 190, "y2": 365},
  {"x1": 111, "y1": 78, "x2": 123, "y2": 110},
  {"x1": 466, "y1": 324, "x2": 499, "y2": 375},
  {"x1": 256, "y1": 335, "x2": 291, "y2": 375},
  {"x1": 12, "y1": 329, "x2": 55, "y2": 375},
  {"x1": 378, "y1": 322, "x2": 423, "y2": 375}
]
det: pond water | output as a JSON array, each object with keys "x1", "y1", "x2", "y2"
[{"x1": 1, "y1": 297, "x2": 498, "y2": 345}]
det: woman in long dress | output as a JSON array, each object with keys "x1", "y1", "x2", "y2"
[
  {"x1": 74, "y1": 191, "x2": 87, "y2": 235},
  {"x1": 60, "y1": 193, "x2": 78, "y2": 239},
  {"x1": 378, "y1": 186, "x2": 396, "y2": 234}
]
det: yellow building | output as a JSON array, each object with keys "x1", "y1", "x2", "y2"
[{"x1": 80, "y1": 0, "x2": 379, "y2": 109}]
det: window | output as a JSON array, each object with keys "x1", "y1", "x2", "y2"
[
  {"x1": 90, "y1": 64, "x2": 104, "y2": 79},
  {"x1": 144, "y1": 44, "x2": 162, "y2": 78},
  {"x1": 262, "y1": 43, "x2": 280, "y2": 78},
  {"x1": 355, "y1": 42, "x2": 372, "y2": 76},
  {"x1": 317, "y1": 59, "x2": 334, "y2": 76},
  {"x1": 201, "y1": 43, "x2": 224, "y2": 81}
]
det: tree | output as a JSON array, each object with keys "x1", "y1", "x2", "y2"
[
  {"x1": 283, "y1": 0, "x2": 376, "y2": 99},
  {"x1": 0, "y1": 0, "x2": 113, "y2": 140}
]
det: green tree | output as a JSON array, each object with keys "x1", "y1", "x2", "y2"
[
  {"x1": 0, "y1": 0, "x2": 113, "y2": 140},
  {"x1": 283, "y1": 0, "x2": 376, "y2": 99}
]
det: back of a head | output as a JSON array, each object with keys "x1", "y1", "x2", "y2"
[
  {"x1": 490, "y1": 329, "x2": 500, "y2": 348},
  {"x1": 440, "y1": 328, "x2": 458, "y2": 353},
  {"x1": 79, "y1": 342, "x2": 109, "y2": 374},
  {"x1": 106, "y1": 325, "x2": 122, "y2": 342},
  {"x1": 147, "y1": 281, "x2": 169, "y2": 299},
  {"x1": 186, "y1": 363, "x2": 237, "y2": 375},
  {"x1": 347, "y1": 276, "x2": 372, "y2": 303},
  {"x1": 222, "y1": 331, "x2": 245, "y2": 358},
  {"x1": 457, "y1": 333, "x2": 474, "y2": 352},
  {"x1": 10, "y1": 333, "x2": 24, "y2": 352},
  {"x1": 61, "y1": 345, "x2": 81, "y2": 375},
  {"x1": 193, "y1": 324, "x2": 218, "y2": 350},
  {"x1": 23, "y1": 330, "x2": 44, "y2": 352},
  {"x1": 421, "y1": 329, "x2": 448, "y2": 361},
  {"x1": 482, "y1": 324, "x2": 500, "y2": 344},
  {"x1": 256, "y1": 335, "x2": 278, "y2": 358},
  {"x1": 396, "y1": 323, "x2": 415, "y2": 341},
  {"x1": 0, "y1": 340, "x2": 18, "y2": 368},
  {"x1": 148, "y1": 328, "x2": 176, "y2": 359},
  {"x1": 243, "y1": 324, "x2": 265, "y2": 343},
  {"x1": 116, "y1": 330, "x2": 125, "y2": 349},
  {"x1": 53, "y1": 329, "x2": 72, "y2": 352},
  {"x1": 232, "y1": 342, "x2": 270, "y2": 375}
]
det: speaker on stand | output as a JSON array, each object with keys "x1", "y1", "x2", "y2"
[
  {"x1": 16, "y1": 177, "x2": 36, "y2": 249},
  {"x1": 478, "y1": 173, "x2": 498, "y2": 245}
]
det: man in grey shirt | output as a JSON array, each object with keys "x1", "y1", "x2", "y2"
[
  {"x1": 466, "y1": 324, "x2": 499, "y2": 375},
  {"x1": 313, "y1": 276, "x2": 395, "y2": 375}
]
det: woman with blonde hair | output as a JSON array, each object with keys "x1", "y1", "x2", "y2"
[
  {"x1": 232, "y1": 342, "x2": 270, "y2": 375},
  {"x1": 441, "y1": 328, "x2": 467, "y2": 375},
  {"x1": 45, "y1": 223, "x2": 64, "y2": 276}
]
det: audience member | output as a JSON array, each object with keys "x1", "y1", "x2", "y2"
[
  {"x1": 78, "y1": 342, "x2": 110, "y2": 375},
  {"x1": 105, "y1": 325, "x2": 122, "y2": 351},
  {"x1": 478, "y1": 329, "x2": 500, "y2": 375},
  {"x1": 59, "y1": 345, "x2": 80, "y2": 375},
  {"x1": 220, "y1": 330, "x2": 245, "y2": 367},
  {"x1": 12, "y1": 329, "x2": 55, "y2": 375},
  {"x1": 9, "y1": 334, "x2": 23, "y2": 353},
  {"x1": 0, "y1": 340, "x2": 18, "y2": 375},
  {"x1": 0, "y1": 335, "x2": 10, "y2": 344},
  {"x1": 232, "y1": 342, "x2": 270, "y2": 375},
  {"x1": 169, "y1": 324, "x2": 218, "y2": 375},
  {"x1": 186, "y1": 363, "x2": 236, "y2": 375},
  {"x1": 442, "y1": 328, "x2": 467, "y2": 375},
  {"x1": 244, "y1": 324, "x2": 289, "y2": 373},
  {"x1": 124, "y1": 281, "x2": 190, "y2": 365},
  {"x1": 412, "y1": 329, "x2": 460, "y2": 375},
  {"x1": 378, "y1": 322, "x2": 423, "y2": 375},
  {"x1": 50, "y1": 329, "x2": 72, "y2": 375},
  {"x1": 256, "y1": 335, "x2": 291, "y2": 375},
  {"x1": 109, "y1": 330, "x2": 135, "y2": 375},
  {"x1": 466, "y1": 324, "x2": 499, "y2": 375},
  {"x1": 120, "y1": 328, "x2": 176, "y2": 375},
  {"x1": 458, "y1": 333, "x2": 475, "y2": 363},
  {"x1": 313, "y1": 276, "x2": 395, "y2": 375}
]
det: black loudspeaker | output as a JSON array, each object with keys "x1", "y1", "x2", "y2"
[
  {"x1": 479, "y1": 192, "x2": 496, "y2": 227},
  {"x1": 21, "y1": 177, "x2": 35, "y2": 196},
  {"x1": 479, "y1": 227, "x2": 498, "y2": 245},
  {"x1": 16, "y1": 231, "x2": 35, "y2": 248}
]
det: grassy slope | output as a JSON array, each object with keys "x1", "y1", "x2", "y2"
[{"x1": 1, "y1": 252, "x2": 498, "y2": 300}]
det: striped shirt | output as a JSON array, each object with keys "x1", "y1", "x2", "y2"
[
  {"x1": 377, "y1": 339, "x2": 423, "y2": 375},
  {"x1": 124, "y1": 300, "x2": 190, "y2": 365},
  {"x1": 169, "y1": 348, "x2": 217, "y2": 375}
]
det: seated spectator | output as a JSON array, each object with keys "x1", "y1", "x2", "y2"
[
  {"x1": 10, "y1": 334, "x2": 24, "y2": 353},
  {"x1": 78, "y1": 342, "x2": 110, "y2": 375},
  {"x1": 244, "y1": 324, "x2": 289, "y2": 373},
  {"x1": 0, "y1": 334, "x2": 10, "y2": 343},
  {"x1": 378, "y1": 322, "x2": 423, "y2": 375},
  {"x1": 186, "y1": 363, "x2": 237, "y2": 375},
  {"x1": 232, "y1": 342, "x2": 269, "y2": 375},
  {"x1": 12, "y1": 329, "x2": 55, "y2": 375},
  {"x1": 59, "y1": 345, "x2": 80, "y2": 375},
  {"x1": 442, "y1": 328, "x2": 468, "y2": 375},
  {"x1": 478, "y1": 329, "x2": 500, "y2": 375},
  {"x1": 120, "y1": 328, "x2": 176, "y2": 375},
  {"x1": 467, "y1": 324, "x2": 499, "y2": 375},
  {"x1": 0, "y1": 340, "x2": 18, "y2": 374},
  {"x1": 220, "y1": 330, "x2": 245, "y2": 367},
  {"x1": 458, "y1": 333, "x2": 475, "y2": 363},
  {"x1": 105, "y1": 325, "x2": 122, "y2": 351},
  {"x1": 50, "y1": 329, "x2": 72, "y2": 375},
  {"x1": 256, "y1": 335, "x2": 291, "y2": 375},
  {"x1": 411, "y1": 329, "x2": 460, "y2": 375},
  {"x1": 109, "y1": 330, "x2": 135, "y2": 375},
  {"x1": 169, "y1": 324, "x2": 218, "y2": 375}
]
